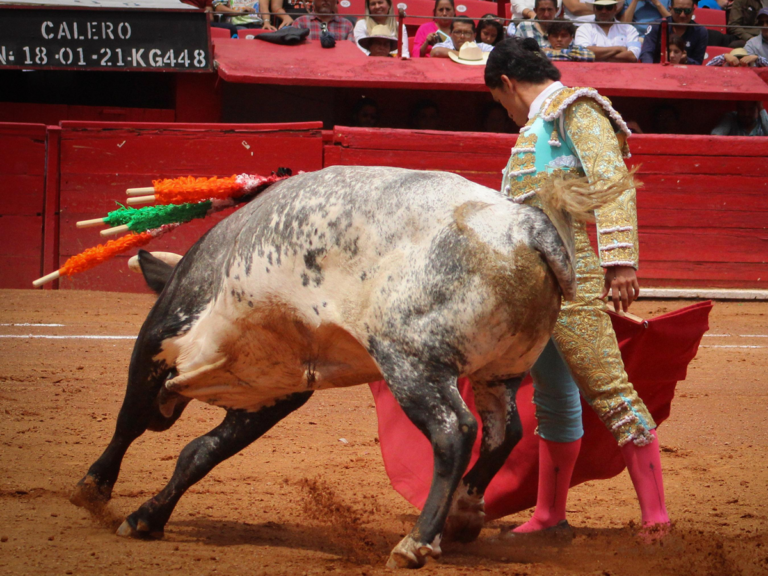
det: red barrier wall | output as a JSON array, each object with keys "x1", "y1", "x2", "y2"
[
  {"x1": 0, "y1": 123, "x2": 47, "y2": 288},
  {"x1": 0, "y1": 122, "x2": 765, "y2": 291},
  {"x1": 324, "y1": 127, "x2": 768, "y2": 290},
  {"x1": 57, "y1": 121, "x2": 324, "y2": 292}
]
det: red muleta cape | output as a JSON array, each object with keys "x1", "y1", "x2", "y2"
[{"x1": 369, "y1": 301, "x2": 712, "y2": 521}]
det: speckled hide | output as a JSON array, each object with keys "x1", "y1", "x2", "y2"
[
  {"x1": 150, "y1": 166, "x2": 572, "y2": 412},
  {"x1": 73, "y1": 166, "x2": 576, "y2": 568}
]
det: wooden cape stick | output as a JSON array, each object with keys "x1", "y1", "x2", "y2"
[
  {"x1": 33, "y1": 271, "x2": 61, "y2": 287},
  {"x1": 100, "y1": 225, "x2": 130, "y2": 237},
  {"x1": 76, "y1": 217, "x2": 107, "y2": 228},
  {"x1": 126, "y1": 187, "x2": 155, "y2": 195},
  {"x1": 126, "y1": 195, "x2": 156, "y2": 206}
]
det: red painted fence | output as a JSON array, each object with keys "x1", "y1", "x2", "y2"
[
  {"x1": 0, "y1": 121, "x2": 766, "y2": 291},
  {"x1": 0, "y1": 123, "x2": 47, "y2": 288},
  {"x1": 324, "y1": 127, "x2": 768, "y2": 290}
]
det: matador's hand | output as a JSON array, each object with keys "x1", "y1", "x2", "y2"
[{"x1": 601, "y1": 265, "x2": 640, "y2": 313}]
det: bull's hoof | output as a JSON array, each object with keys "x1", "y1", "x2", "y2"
[
  {"x1": 70, "y1": 475, "x2": 112, "y2": 513},
  {"x1": 443, "y1": 493, "x2": 485, "y2": 543},
  {"x1": 386, "y1": 535, "x2": 441, "y2": 569},
  {"x1": 116, "y1": 515, "x2": 165, "y2": 540}
]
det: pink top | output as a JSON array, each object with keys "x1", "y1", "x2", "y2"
[{"x1": 413, "y1": 21, "x2": 438, "y2": 58}]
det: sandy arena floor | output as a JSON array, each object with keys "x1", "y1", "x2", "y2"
[{"x1": 0, "y1": 289, "x2": 766, "y2": 575}]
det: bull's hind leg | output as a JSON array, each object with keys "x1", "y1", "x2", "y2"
[
  {"x1": 116, "y1": 391, "x2": 312, "y2": 539},
  {"x1": 444, "y1": 376, "x2": 524, "y2": 543},
  {"x1": 71, "y1": 353, "x2": 177, "y2": 512},
  {"x1": 370, "y1": 346, "x2": 477, "y2": 569}
]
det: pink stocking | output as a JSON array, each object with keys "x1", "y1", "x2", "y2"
[
  {"x1": 621, "y1": 429, "x2": 670, "y2": 526},
  {"x1": 513, "y1": 437, "x2": 581, "y2": 533}
]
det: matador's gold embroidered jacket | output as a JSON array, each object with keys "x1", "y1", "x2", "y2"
[
  {"x1": 501, "y1": 86, "x2": 639, "y2": 269},
  {"x1": 502, "y1": 86, "x2": 656, "y2": 446}
]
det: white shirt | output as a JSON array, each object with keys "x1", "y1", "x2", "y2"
[
  {"x1": 353, "y1": 18, "x2": 410, "y2": 58},
  {"x1": 433, "y1": 38, "x2": 494, "y2": 52},
  {"x1": 528, "y1": 81, "x2": 565, "y2": 119},
  {"x1": 574, "y1": 20, "x2": 641, "y2": 58},
  {"x1": 510, "y1": 0, "x2": 536, "y2": 18}
]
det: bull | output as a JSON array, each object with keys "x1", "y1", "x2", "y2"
[{"x1": 70, "y1": 166, "x2": 618, "y2": 568}]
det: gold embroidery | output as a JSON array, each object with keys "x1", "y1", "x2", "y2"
[
  {"x1": 503, "y1": 171, "x2": 550, "y2": 202},
  {"x1": 549, "y1": 128, "x2": 561, "y2": 146},
  {"x1": 515, "y1": 131, "x2": 538, "y2": 150},
  {"x1": 504, "y1": 94, "x2": 652, "y2": 446},
  {"x1": 506, "y1": 152, "x2": 536, "y2": 174},
  {"x1": 551, "y1": 229, "x2": 654, "y2": 446},
  {"x1": 562, "y1": 99, "x2": 639, "y2": 267}
]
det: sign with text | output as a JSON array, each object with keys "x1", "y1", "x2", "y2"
[{"x1": 0, "y1": 7, "x2": 211, "y2": 72}]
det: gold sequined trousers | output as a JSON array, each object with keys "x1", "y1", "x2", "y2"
[{"x1": 552, "y1": 222, "x2": 656, "y2": 447}]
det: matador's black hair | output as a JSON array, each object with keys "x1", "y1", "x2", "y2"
[{"x1": 484, "y1": 37, "x2": 562, "y2": 89}]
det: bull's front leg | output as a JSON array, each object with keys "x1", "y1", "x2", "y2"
[
  {"x1": 71, "y1": 356, "x2": 175, "y2": 513},
  {"x1": 444, "y1": 376, "x2": 524, "y2": 543},
  {"x1": 370, "y1": 343, "x2": 476, "y2": 569}
]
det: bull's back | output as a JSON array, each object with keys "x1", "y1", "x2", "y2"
[{"x1": 142, "y1": 166, "x2": 562, "y2": 409}]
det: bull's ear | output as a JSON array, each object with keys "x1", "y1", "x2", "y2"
[{"x1": 138, "y1": 249, "x2": 174, "y2": 294}]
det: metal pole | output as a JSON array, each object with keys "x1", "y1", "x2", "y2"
[
  {"x1": 660, "y1": 19, "x2": 668, "y2": 64},
  {"x1": 397, "y1": 8, "x2": 405, "y2": 58}
]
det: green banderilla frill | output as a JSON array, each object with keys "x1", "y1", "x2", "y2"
[{"x1": 104, "y1": 201, "x2": 213, "y2": 233}]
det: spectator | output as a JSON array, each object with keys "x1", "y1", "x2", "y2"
[
  {"x1": 410, "y1": 99, "x2": 441, "y2": 130},
  {"x1": 477, "y1": 18, "x2": 505, "y2": 46},
  {"x1": 562, "y1": 0, "x2": 596, "y2": 21},
  {"x1": 729, "y1": 0, "x2": 764, "y2": 43},
  {"x1": 711, "y1": 101, "x2": 768, "y2": 135},
  {"x1": 263, "y1": 0, "x2": 308, "y2": 30},
  {"x1": 575, "y1": 0, "x2": 641, "y2": 62},
  {"x1": 292, "y1": 0, "x2": 353, "y2": 41},
  {"x1": 745, "y1": 8, "x2": 768, "y2": 58},
  {"x1": 358, "y1": 24, "x2": 400, "y2": 56},
  {"x1": 621, "y1": 0, "x2": 671, "y2": 30},
  {"x1": 706, "y1": 46, "x2": 768, "y2": 65},
  {"x1": 543, "y1": 19, "x2": 597, "y2": 60},
  {"x1": 431, "y1": 18, "x2": 495, "y2": 57},
  {"x1": 638, "y1": 0, "x2": 707, "y2": 64},
  {"x1": 698, "y1": 0, "x2": 732, "y2": 8},
  {"x1": 354, "y1": 0, "x2": 410, "y2": 57},
  {"x1": 351, "y1": 97, "x2": 379, "y2": 127},
  {"x1": 414, "y1": 0, "x2": 456, "y2": 58},
  {"x1": 515, "y1": 0, "x2": 559, "y2": 48},
  {"x1": 666, "y1": 34, "x2": 688, "y2": 63},
  {"x1": 212, "y1": 0, "x2": 264, "y2": 36},
  {"x1": 511, "y1": 0, "x2": 538, "y2": 19}
]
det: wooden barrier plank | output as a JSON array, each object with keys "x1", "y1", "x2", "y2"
[
  {"x1": 637, "y1": 209, "x2": 768, "y2": 229},
  {"x1": 638, "y1": 175, "x2": 768, "y2": 197},
  {"x1": 60, "y1": 130, "x2": 323, "y2": 176},
  {"x1": 0, "y1": 174, "x2": 45, "y2": 215},
  {"x1": 637, "y1": 229, "x2": 767, "y2": 263},
  {"x1": 0, "y1": 123, "x2": 46, "y2": 289},
  {"x1": 0, "y1": 215, "x2": 43, "y2": 288},
  {"x1": 332, "y1": 128, "x2": 768, "y2": 158},
  {"x1": 628, "y1": 155, "x2": 768, "y2": 176},
  {"x1": 57, "y1": 123, "x2": 325, "y2": 292}
]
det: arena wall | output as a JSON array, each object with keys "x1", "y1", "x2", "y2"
[{"x1": 1, "y1": 121, "x2": 766, "y2": 291}]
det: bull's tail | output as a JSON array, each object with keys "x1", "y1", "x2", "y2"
[
  {"x1": 528, "y1": 215, "x2": 577, "y2": 302},
  {"x1": 536, "y1": 168, "x2": 640, "y2": 222}
]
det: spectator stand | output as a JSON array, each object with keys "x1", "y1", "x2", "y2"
[{"x1": 694, "y1": 7, "x2": 727, "y2": 34}]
